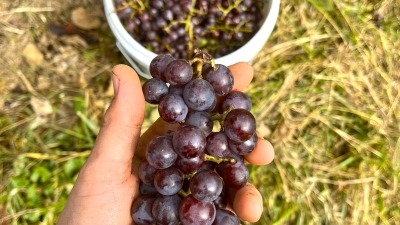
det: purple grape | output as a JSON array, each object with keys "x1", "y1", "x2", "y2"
[
  {"x1": 212, "y1": 208, "x2": 240, "y2": 225},
  {"x1": 150, "y1": 54, "x2": 175, "y2": 81},
  {"x1": 138, "y1": 161, "x2": 158, "y2": 185},
  {"x1": 131, "y1": 195, "x2": 156, "y2": 225},
  {"x1": 158, "y1": 94, "x2": 188, "y2": 123},
  {"x1": 185, "y1": 111, "x2": 213, "y2": 136},
  {"x1": 146, "y1": 136, "x2": 177, "y2": 169},
  {"x1": 205, "y1": 64, "x2": 234, "y2": 96},
  {"x1": 173, "y1": 125, "x2": 206, "y2": 159},
  {"x1": 223, "y1": 109, "x2": 256, "y2": 142},
  {"x1": 216, "y1": 160, "x2": 249, "y2": 189},
  {"x1": 229, "y1": 132, "x2": 258, "y2": 155},
  {"x1": 179, "y1": 195, "x2": 216, "y2": 225},
  {"x1": 183, "y1": 79, "x2": 216, "y2": 111},
  {"x1": 142, "y1": 78, "x2": 169, "y2": 104},
  {"x1": 189, "y1": 169, "x2": 223, "y2": 202},
  {"x1": 175, "y1": 154, "x2": 205, "y2": 174},
  {"x1": 152, "y1": 195, "x2": 182, "y2": 225},
  {"x1": 205, "y1": 132, "x2": 230, "y2": 158},
  {"x1": 154, "y1": 166, "x2": 184, "y2": 196},
  {"x1": 221, "y1": 91, "x2": 252, "y2": 112},
  {"x1": 164, "y1": 59, "x2": 193, "y2": 86}
]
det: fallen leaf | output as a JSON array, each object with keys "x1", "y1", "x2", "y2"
[
  {"x1": 71, "y1": 7, "x2": 101, "y2": 30},
  {"x1": 22, "y1": 43, "x2": 44, "y2": 67}
]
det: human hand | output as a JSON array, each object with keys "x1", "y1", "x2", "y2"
[{"x1": 57, "y1": 63, "x2": 275, "y2": 225}]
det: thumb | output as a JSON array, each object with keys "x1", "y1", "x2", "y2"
[{"x1": 90, "y1": 64, "x2": 145, "y2": 166}]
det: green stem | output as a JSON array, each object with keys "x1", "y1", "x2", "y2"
[
  {"x1": 204, "y1": 154, "x2": 236, "y2": 164},
  {"x1": 178, "y1": 189, "x2": 190, "y2": 198}
]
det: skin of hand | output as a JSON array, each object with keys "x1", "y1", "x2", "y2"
[{"x1": 57, "y1": 62, "x2": 275, "y2": 225}]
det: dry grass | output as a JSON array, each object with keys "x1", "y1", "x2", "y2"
[{"x1": 1, "y1": 0, "x2": 399, "y2": 224}]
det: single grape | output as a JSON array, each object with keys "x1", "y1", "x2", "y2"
[
  {"x1": 139, "y1": 182, "x2": 159, "y2": 196},
  {"x1": 152, "y1": 195, "x2": 182, "y2": 225},
  {"x1": 150, "y1": 54, "x2": 175, "y2": 81},
  {"x1": 154, "y1": 166, "x2": 183, "y2": 196},
  {"x1": 229, "y1": 132, "x2": 258, "y2": 155},
  {"x1": 185, "y1": 111, "x2": 213, "y2": 136},
  {"x1": 216, "y1": 160, "x2": 249, "y2": 189},
  {"x1": 179, "y1": 195, "x2": 216, "y2": 225},
  {"x1": 150, "y1": 0, "x2": 164, "y2": 9},
  {"x1": 131, "y1": 195, "x2": 156, "y2": 225},
  {"x1": 221, "y1": 91, "x2": 252, "y2": 112},
  {"x1": 142, "y1": 78, "x2": 169, "y2": 104},
  {"x1": 212, "y1": 208, "x2": 240, "y2": 225},
  {"x1": 158, "y1": 94, "x2": 188, "y2": 123},
  {"x1": 183, "y1": 79, "x2": 216, "y2": 111},
  {"x1": 175, "y1": 154, "x2": 205, "y2": 174},
  {"x1": 205, "y1": 64, "x2": 234, "y2": 96},
  {"x1": 189, "y1": 169, "x2": 224, "y2": 202},
  {"x1": 205, "y1": 132, "x2": 230, "y2": 158},
  {"x1": 173, "y1": 125, "x2": 206, "y2": 158},
  {"x1": 138, "y1": 161, "x2": 158, "y2": 185},
  {"x1": 223, "y1": 109, "x2": 256, "y2": 142},
  {"x1": 146, "y1": 136, "x2": 177, "y2": 169},
  {"x1": 164, "y1": 59, "x2": 193, "y2": 86}
]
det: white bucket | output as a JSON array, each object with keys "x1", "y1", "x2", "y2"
[{"x1": 103, "y1": 0, "x2": 280, "y2": 79}]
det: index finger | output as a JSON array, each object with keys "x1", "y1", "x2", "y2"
[{"x1": 135, "y1": 62, "x2": 255, "y2": 160}]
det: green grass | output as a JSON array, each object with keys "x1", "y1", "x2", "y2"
[{"x1": 1, "y1": 0, "x2": 399, "y2": 224}]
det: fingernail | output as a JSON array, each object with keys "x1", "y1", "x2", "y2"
[{"x1": 111, "y1": 73, "x2": 120, "y2": 96}]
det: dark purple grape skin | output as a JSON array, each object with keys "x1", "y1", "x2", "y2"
[
  {"x1": 229, "y1": 132, "x2": 258, "y2": 155},
  {"x1": 175, "y1": 154, "x2": 205, "y2": 174},
  {"x1": 152, "y1": 195, "x2": 182, "y2": 225},
  {"x1": 212, "y1": 208, "x2": 240, "y2": 225},
  {"x1": 185, "y1": 111, "x2": 213, "y2": 136},
  {"x1": 189, "y1": 170, "x2": 223, "y2": 202},
  {"x1": 164, "y1": 59, "x2": 193, "y2": 86},
  {"x1": 216, "y1": 160, "x2": 249, "y2": 189},
  {"x1": 223, "y1": 109, "x2": 256, "y2": 142},
  {"x1": 142, "y1": 78, "x2": 169, "y2": 104},
  {"x1": 205, "y1": 64, "x2": 234, "y2": 96},
  {"x1": 199, "y1": 161, "x2": 217, "y2": 171},
  {"x1": 179, "y1": 195, "x2": 216, "y2": 225},
  {"x1": 173, "y1": 125, "x2": 206, "y2": 159},
  {"x1": 131, "y1": 195, "x2": 156, "y2": 225},
  {"x1": 205, "y1": 95, "x2": 217, "y2": 112},
  {"x1": 150, "y1": 54, "x2": 175, "y2": 81},
  {"x1": 154, "y1": 166, "x2": 184, "y2": 196},
  {"x1": 139, "y1": 182, "x2": 159, "y2": 196},
  {"x1": 158, "y1": 94, "x2": 188, "y2": 124},
  {"x1": 169, "y1": 85, "x2": 184, "y2": 96},
  {"x1": 138, "y1": 161, "x2": 158, "y2": 185},
  {"x1": 146, "y1": 136, "x2": 177, "y2": 169},
  {"x1": 221, "y1": 91, "x2": 252, "y2": 112},
  {"x1": 183, "y1": 79, "x2": 216, "y2": 111},
  {"x1": 205, "y1": 132, "x2": 230, "y2": 158},
  {"x1": 213, "y1": 190, "x2": 228, "y2": 209}
]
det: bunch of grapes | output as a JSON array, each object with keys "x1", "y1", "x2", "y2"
[
  {"x1": 132, "y1": 50, "x2": 258, "y2": 225},
  {"x1": 115, "y1": 0, "x2": 264, "y2": 59}
]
